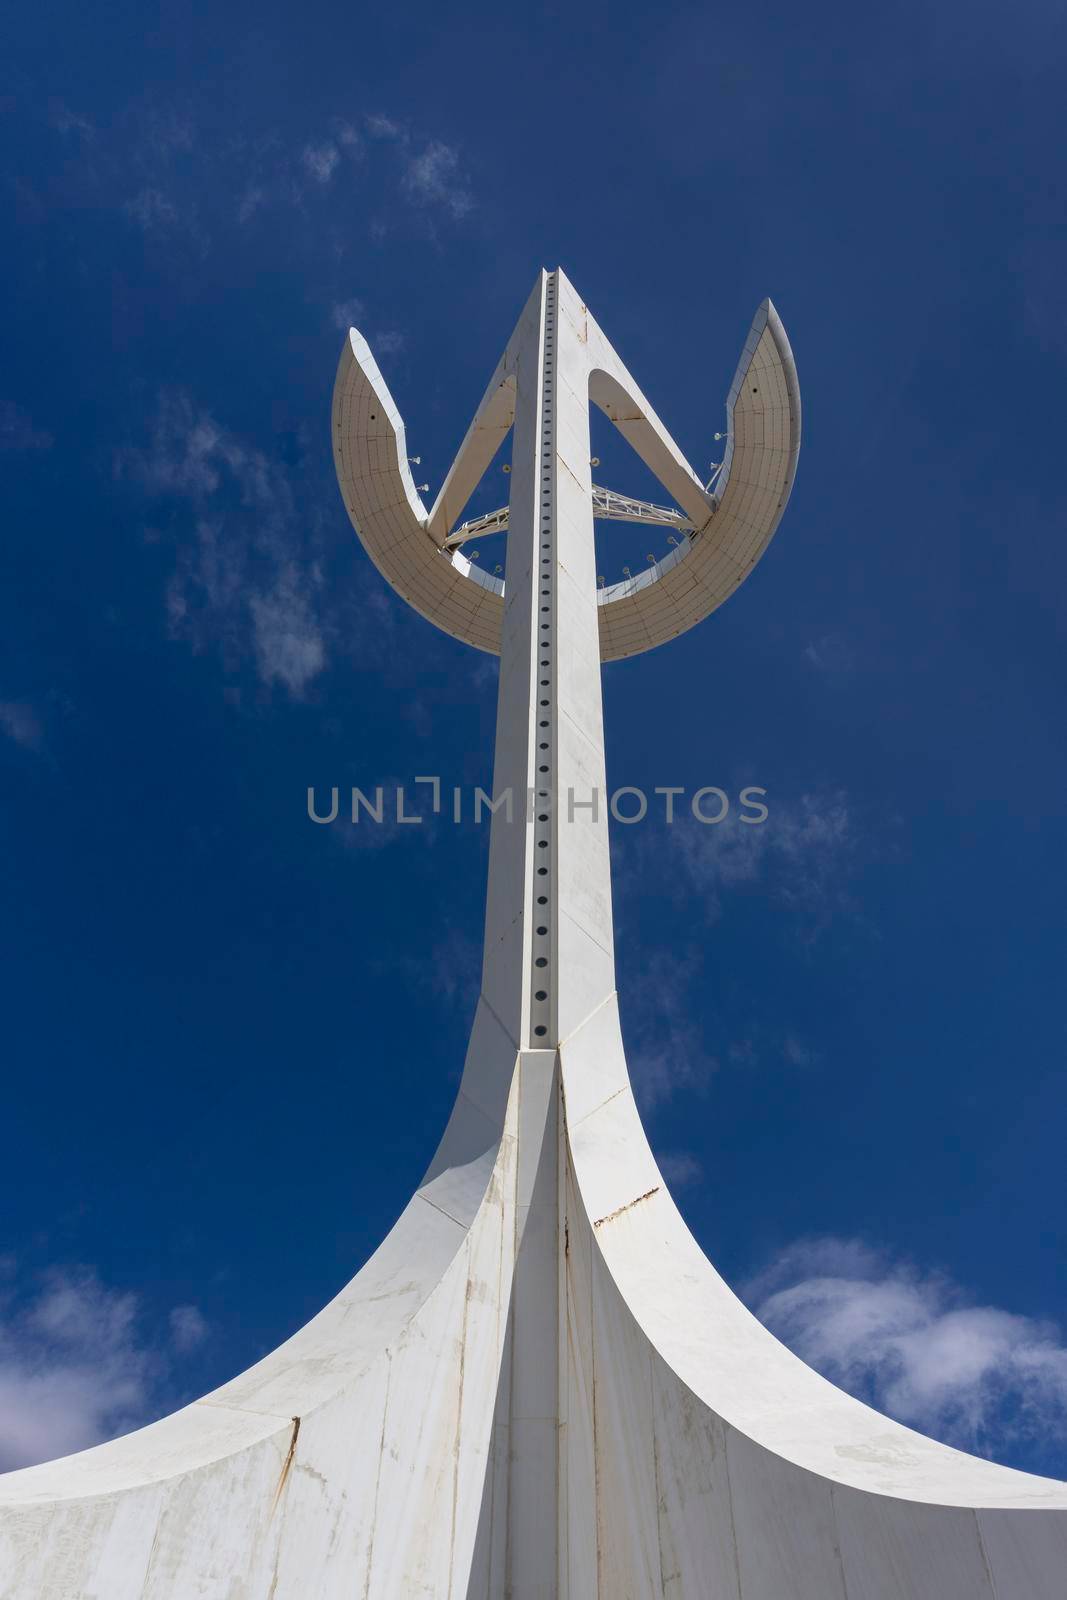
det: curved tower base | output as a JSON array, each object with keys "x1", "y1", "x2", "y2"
[{"x1": 1, "y1": 995, "x2": 1065, "y2": 1596}]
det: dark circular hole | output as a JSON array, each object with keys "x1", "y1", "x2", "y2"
[
  {"x1": 537, "y1": 895, "x2": 547, "y2": 905},
  {"x1": 535, "y1": 989, "x2": 547, "y2": 1001},
  {"x1": 536, "y1": 926, "x2": 548, "y2": 936},
  {"x1": 538, "y1": 813, "x2": 548, "y2": 821},
  {"x1": 539, "y1": 742, "x2": 548, "y2": 750},
  {"x1": 537, "y1": 866, "x2": 548, "y2": 876},
  {"x1": 535, "y1": 957, "x2": 547, "y2": 968},
  {"x1": 538, "y1": 765, "x2": 549, "y2": 773},
  {"x1": 538, "y1": 839, "x2": 548, "y2": 848},
  {"x1": 534, "y1": 1025, "x2": 547, "y2": 1037},
  {"x1": 539, "y1": 720, "x2": 548, "y2": 728}
]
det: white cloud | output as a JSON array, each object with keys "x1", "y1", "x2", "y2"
[
  {"x1": 331, "y1": 297, "x2": 365, "y2": 331},
  {"x1": 0, "y1": 1264, "x2": 209, "y2": 1472},
  {"x1": 624, "y1": 951, "x2": 718, "y2": 1109},
  {"x1": 668, "y1": 789, "x2": 857, "y2": 931},
  {"x1": 365, "y1": 114, "x2": 403, "y2": 139},
  {"x1": 373, "y1": 330, "x2": 406, "y2": 356},
  {"x1": 782, "y1": 1034, "x2": 819, "y2": 1068},
  {"x1": 120, "y1": 393, "x2": 328, "y2": 697},
  {"x1": 50, "y1": 103, "x2": 95, "y2": 140},
  {"x1": 723, "y1": 1028, "x2": 819, "y2": 1072},
  {"x1": 169, "y1": 1304, "x2": 209, "y2": 1353},
  {"x1": 403, "y1": 141, "x2": 474, "y2": 220},
  {"x1": 237, "y1": 185, "x2": 265, "y2": 224},
  {"x1": 302, "y1": 142, "x2": 340, "y2": 185},
  {"x1": 747, "y1": 1236, "x2": 1067, "y2": 1457},
  {"x1": 804, "y1": 634, "x2": 855, "y2": 675},
  {"x1": 123, "y1": 187, "x2": 180, "y2": 232},
  {"x1": 659, "y1": 1151, "x2": 704, "y2": 1188},
  {"x1": 249, "y1": 565, "x2": 326, "y2": 695},
  {"x1": 0, "y1": 701, "x2": 43, "y2": 751}
]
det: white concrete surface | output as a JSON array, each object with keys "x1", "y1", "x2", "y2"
[{"x1": 1, "y1": 269, "x2": 1064, "y2": 1597}]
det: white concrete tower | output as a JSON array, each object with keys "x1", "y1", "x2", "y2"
[{"x1": 1, "y1": 269, "x2": 1065, "y2": 1597}]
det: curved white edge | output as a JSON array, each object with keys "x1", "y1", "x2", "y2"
[
  {"x1": 559, "y1": 991, "x2": 1067, "y2": 1512},
  {"x1": 331, "y1": 286, "x2": 801, "y2": 664},
  {"x1": 0, "y1": 998, "x2": 519, "y2": 1509},
  {"x1": 332, "y1": 330, "x2": 504, "y2": 657},
  {"x1": 595, "y1": 297, "x2": 802, "y2": 661},
  {"x1": 719, "y1": 297, "x2": 802, "y2": 507}
]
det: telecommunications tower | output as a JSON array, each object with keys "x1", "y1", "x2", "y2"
[{"x1": 1, "y1": 270, "x2": 1065, "y2": 1597}]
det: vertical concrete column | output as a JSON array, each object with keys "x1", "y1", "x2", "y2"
[
  {"x1": 479, "y1": 274, "x2": 546, "y2": 1045},
  {"x1": 480, "y1": 269, "x2": 617, "y2": 1053},
  {"x1": 547, "y1": 272, "x2": 617, "y2": 1044},
  {"x1": 476, "y1": 273, "x2": 563, "y2": 1597},
  {"x1": 479, "y1": 270, "x2": 618, "y2": 1595}
]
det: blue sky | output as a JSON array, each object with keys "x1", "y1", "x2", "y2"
[{"x1": 2, "y1": 0, "x2": 1066, "y2": 1478}]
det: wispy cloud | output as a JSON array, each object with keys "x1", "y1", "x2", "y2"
[
  {"x1": 365, "y1": 113, "x2": 403, "y2": 140},
  {"x1": 302, "y1": 142, "x2": 340, "y2": 185},
  {"x1": 804, "y1": 634, "x2": 855, "y2": 675},
  {"x1": 119, "y1": 393, "x2": 328, "y2": 697},
  {"x1": 1, "y1": 400, "x2": 53, "y2": 453},
  {"x1": 123, "y1": 187, "x2": 182, "y2": 233},
  {"x1": 237, "y1": 183, "x2": 266, "y2": 224},
  {"x1": 373, "y1": 329, "x2": 406, "y2": 356},
  {"x1": 659, "y1": 1150, "x2": 704, "y2": 1188},
  {"x1": 659, "y1": 789, "x2": 858, "y2": 936},
  {"x1": 746, "y1": 1236, "x2": 1067, "y2": 1458},
  {"x1": 329, "y1": 305, "x2": 405, "y2": 358},
  {"x1": 726, "y1": 1028, "x2": 820, "y2": 1071},
  {"x1": 0, "y1": 1263, "x2": 209, "y2": 1472},
  {"x1": 331, "y1": 297, "x2": 365, "y2": 331},
  {"x1": 49, "y1": 102, "x2": 95, "y2": 140},
  {"x1": 168, "y1": 1303, "x2": 209, "y2": 1353},
  {"x1": 783, "y1": 1034, "x2": 819, "y2": 1067},
  {"x1": 402, "y1": 140, "x2": 474, "y2": 219},
  {"x1": 43, "y1": 95, "x2": 476, "y2": 252},
  {"x1": 0, "y1": 701, "x2": 44, "y2": 751},
  {"x1": 624, "y1": 950, "x2": 718, "y2": 1109}
]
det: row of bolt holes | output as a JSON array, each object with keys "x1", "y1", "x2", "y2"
[{"x1": 533, "y1": 289, "x2": 555, "y2": 1041}]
